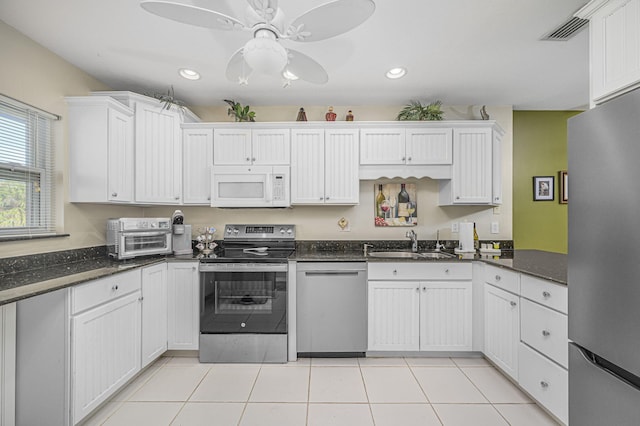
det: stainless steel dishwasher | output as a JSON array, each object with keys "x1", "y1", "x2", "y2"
[{"x1": 296, "y1": 262, "x2": 367, "y2": 356}]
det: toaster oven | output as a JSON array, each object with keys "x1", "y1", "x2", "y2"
[{"x1": 107, "y1": 218, "x2": 172, "y2": 259}]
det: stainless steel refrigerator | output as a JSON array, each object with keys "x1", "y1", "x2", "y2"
[{"x1": 568, "y1": 88, "x2": 640, "y2": 425}]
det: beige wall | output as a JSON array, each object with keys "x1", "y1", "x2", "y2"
[{"x1": 0, "y1": 20, "x2": 513, "y2": 258}]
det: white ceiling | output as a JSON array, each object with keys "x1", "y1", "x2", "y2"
[{"x1": 1, "y1": 0, "x2": 590, "y2": 110}]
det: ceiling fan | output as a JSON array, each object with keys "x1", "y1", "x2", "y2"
[{"x1": 140, "y1": 0, "x2": 376, "y2": 86}]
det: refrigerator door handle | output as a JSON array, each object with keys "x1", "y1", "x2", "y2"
[{"x1": 575, "y1": 344, "x2": 640, "y2": 392}]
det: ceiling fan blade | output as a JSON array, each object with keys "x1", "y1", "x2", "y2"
[
  {"x1": 246, "y1": 0, "x2": 279, "y2": 22},
  {"x1": 140, "y1": 0, "x2": 247, "y2": 31},
  {"x1": 225, "y1": 48, "x2": 253, "y2": 84},
  {"x1": 288, "y1": 0, "x2": 375, "y2": 42},
  {"x1": 285, "y1": 49, "x2": 328, "y2": 84}
]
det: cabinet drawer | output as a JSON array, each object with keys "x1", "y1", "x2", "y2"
[
  {"x1": 71, "y1": 270, "x2": 141, "y2": 314},
  {"x1": 518, "y1": 343, "x2": 568, "y2": 425},
  {"x1": 520, "y1": 274, "x2": 567, "y2": 314},
  {"x1": 367, "y1": 262, "x2": 471, "y2": 280},
  {"x1": 484, "y1": 264, "x2": 519, "y2": 294},
  {"x1": 520, "y1": 299, "x2": 568, "y2": 368}
]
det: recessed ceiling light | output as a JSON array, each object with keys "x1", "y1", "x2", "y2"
[
  {"x1": 386, "y1": 67, "x2": 407, "y2": 79},
  {"x1": 179, "y1": 68, "x2": 201, "y2": 80},
  {"x1": 282, "y1": 69, "x2": 299, "y2": 81}
]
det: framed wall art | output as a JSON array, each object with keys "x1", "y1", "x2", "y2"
[
  {"x1": 559, "y1": 170, "x2": 568, "y2": 204},
  {"x1": 533, "y1": 176, "x2": 554, "y2": 201},
  {"x1": 374, "y1": 183, "x2": 417, "y2": 227}
]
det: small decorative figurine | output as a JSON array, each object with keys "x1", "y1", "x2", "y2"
[
  {"x1": 346, "y1": 110, "x2": 354, "y2": 121},
  {"x1": 325, "y1": 106, "x2": 337, "y2": 121},
  {"x1": 480, "y1": 105, "x2": 490, "y2": 120},
  {"x1": 296, "y1": 107, "x2": 307, "y2": 121}
]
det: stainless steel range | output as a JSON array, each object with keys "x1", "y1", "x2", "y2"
[{"x1": 199, "y1": 224, "x2": 295, "y2": 363}]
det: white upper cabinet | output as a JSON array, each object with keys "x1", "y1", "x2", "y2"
[
  {"x1": 439, "y1": 126, "x2": 503, "y2": 205},
  {"x1": 67, "y1": 96, "x2": 134, "y2": 203},
  {"x1": 182, "y1": 128, "x2": 213, "y2": 205},
  {"x1": 291, "y1": 128, "x2": 359, "y2": 205},
  {"x1": 213, "y1": 128, "x2": 290, "y2": 165},
  {"x1": 134, "y1": 100, "x2": 183, "y2": 204},
  {"x1": 578, "y1": 0, "x2": 640, "y2": 104},
  {"x1": 360, "y1": 127, "x2": 452, "y2": 165}
]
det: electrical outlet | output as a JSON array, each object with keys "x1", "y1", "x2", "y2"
[
  {"x1": 493, "y1": 206, "x2": 501, "y2": 215},
  {"x1": 491, "y1": 222, "x2": 499, "y2": 234},
  {"x1": 451, "y1": 222, "x2": 459, "y2": 233}
]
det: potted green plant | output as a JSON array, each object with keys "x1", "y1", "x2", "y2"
[
  {"x1": 224, "y1": 99, "x2": 256, "y2": 122},
  {"x1": 396, "y1": 100, "x2": 444, "y2": 121},
  {"x1": 149, "y1": 86, "x2": 186, "y2": 112}
]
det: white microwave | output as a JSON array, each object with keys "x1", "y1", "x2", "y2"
[{"x1": 211, "y1": 165, "x2": 290, "y2": 207}]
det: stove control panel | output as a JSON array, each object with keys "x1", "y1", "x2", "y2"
[{"x1": 223, "y1": 224, "x2": 295, "y2": 240}]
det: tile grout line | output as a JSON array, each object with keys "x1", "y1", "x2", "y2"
[
  {"x1": 458, "y1": 365, "x2": 513, "y2": 424},
  {"x1": 356, "y1": 357, "x2": 376, "y2": 426},
  {"x1": 237, "y1": 362, "x2": 263, "y2": 426},
  {"x1": 306, "y1": 361, "x2": 312, "y2": 426},
  {"x1": 405, "y1": 356, "x2": 445, "y2": 426}
]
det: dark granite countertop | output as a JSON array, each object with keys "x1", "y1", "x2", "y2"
[{"x1": 0, "y1": 244, "x2": 565, "y2": 306}]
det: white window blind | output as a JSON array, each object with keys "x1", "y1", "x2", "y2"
[{"x1": 0, "y1": 94, "x2": 58, "y2": 237}]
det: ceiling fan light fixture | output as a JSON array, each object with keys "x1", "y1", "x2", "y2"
[
  {"x1": 282, "y1": 69, "x2": 299, "y2": 81},
  {"x1": 243, "y1": 29, "x2": 288, "y2": 75},
  {"x1": 386, "y1": 67, "x2": 407, "y2": 79},
  {"x1": 179, "y1": 68, "x2": 201, "y2": 80}
]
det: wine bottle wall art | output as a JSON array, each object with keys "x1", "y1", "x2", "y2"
[{"x1": 374, "y1": 183, "x2": 417, "y2": 227}]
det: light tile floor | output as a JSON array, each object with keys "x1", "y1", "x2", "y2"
[{"x1": 81, "y1": 356, "x2": 560, "y2": 426}]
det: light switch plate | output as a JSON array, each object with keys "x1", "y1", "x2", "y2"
[
  {"x1": 491, "y1": 222, "x2": 499, "y2": 234},
  {"x1": 451, "y1": 222, "x2": 459, "y2": 233}
]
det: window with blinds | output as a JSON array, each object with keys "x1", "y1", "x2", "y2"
[{"x1": 0, "y1": 94, "x2": 58, "y2": 237}]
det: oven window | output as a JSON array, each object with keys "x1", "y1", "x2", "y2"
[
  {"x1": 123, "y1": 233, "x2": 169, "y2": 251},
  {"x1": 201, "y1": 270, "x2": 287, "y2": 334}
]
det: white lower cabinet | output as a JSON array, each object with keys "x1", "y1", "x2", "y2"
[
  {"x1": 71, "y1": 274, "x2": 142, "y2": 424},
  {"x1": 484, "y1": 283, "x2": 519, "y2": 380},
  {"x1": 141, "y1": 263, "x2": 168, "y2": 368},
  {"x1": 0, "y1": 303, "x2": 16, "y2": 426},
  {"x1": 519, "y1": 343, "x2": 568, "y2": 425},
  {"x1": 368, "y1": 263, "x2": 472, "y2": 352},
  {"x1": 167, "y1": 262, "x2": 200, "y2": 350}
]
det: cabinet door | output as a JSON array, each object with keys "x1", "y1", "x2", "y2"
[
  {"x1": 183, "y1": 128, "x2": 214, "y2": 204},
  {"x1": 420, "y1": 281, "x2": 472, "y2": 351},
  {"x1": 141, "y1": 264, "x2": 168, "y2": 368},
  {"x1": 405, "y1": 128, "x2": 452, "y2": 165},
  {"x1": 251, "y1": 129, "x2": 291, "y2": 165},
  {"x1": 0, "y1": 303, "x2": 16, "y2": 426},
  {"x1": 368, "y1": 281, "x2": 420, "y2": 351},
  {"x1": 291, "y1": 129, "x2": 325, "y2": 204},
  {"x1": 484, "y1": 283, "x2": 519, "y2": 380},
  {"x1": 324, "y1": 129, "x2": 360, "y2": 204},
  {"x1": 589, "y1": 0, "x2": 640, "y2": 103},
  {"x1": 451, "y1": 128, "x2": 492, "y2": 204},
  {"x1": 213, "y1": 128, "x2": 252, "y2": 165},
  {"x1": 492, "y1": 131, "x2": 502, "y2": 204},
  {"x1": 71, "y1": 292, "x2": 141, "y2": 424},
  {"x1": 167, "y1": 262, "x2": 199, "y2": 350},
  {"x1": 135, "y1": 102, "x2": 182, "y2": 203},
  {"x1": 359, "y1": 128, "x2": 406, "y2": 165},
  {"x1": 107, "y1": 107, "x2": 134, "y2": 202}
]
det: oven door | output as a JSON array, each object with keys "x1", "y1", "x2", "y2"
[
  {"x1": 200, "y1": 263, "x2": 287, "y2": 334},
  {"x1": 118, "y1": 231, "x2": 172, "y2": 259}
]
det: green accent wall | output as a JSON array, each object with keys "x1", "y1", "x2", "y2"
[{"x1": 513, "y1": 111, "x2": 581, "y2": 254}]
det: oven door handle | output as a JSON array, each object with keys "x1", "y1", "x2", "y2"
[{"x1": 199, "y1": 263, "x2": 288, "y2": 273}]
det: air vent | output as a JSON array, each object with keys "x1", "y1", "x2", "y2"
[{"x1": 542, "y1": 16, "x2": 588, "y2": 41}]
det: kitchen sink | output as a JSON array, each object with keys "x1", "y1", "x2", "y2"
[{"x1": 368, "y1": 251, "x2": 455, "y2": 260}]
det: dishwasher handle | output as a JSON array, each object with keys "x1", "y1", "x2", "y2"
[{"x1": 304, "y1": 271, "x2": 362, "y2": 276}]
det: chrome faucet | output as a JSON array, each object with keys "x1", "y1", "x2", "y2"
[
  {"x1": 406, "y1": 230, "x2": 418, "y2": 252},
  {"x1": 363, "y1": 243, "x2": 374, "y2": 256},
  {"x1": 435, "y1": 229, "x2": 445, "y2": 251}
]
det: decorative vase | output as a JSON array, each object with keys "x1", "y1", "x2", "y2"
[
  {"x1": 325, "y1": 106, "x2": 337, "y2": 121},
  {"x1": 296, "y1": 107, "x2": 307, "y2": 121},
  {"x1": 346, "y1": 110, "x2": 354, "y2": 121}
]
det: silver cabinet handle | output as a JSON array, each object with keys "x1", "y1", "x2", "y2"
[
  {"x1": 540, "y1": 381, "x2": 549, "y2": 388},
  {"x1": 510, "y1": 301, "x2": 517, "y2": 307},
  {"x1": 319, "y1": 197, "x2": 324, "y2": 200},
  {"x1": 542, "y1": 291, "x2": 551, "y2": 298},
  {"x1": 252, "y1": 157, "x2": 256, "y2": 162},
  {"x1": 455, "y1": 196, "x2": 460, "y2": 200},
  {"x1": 393, "y1": 269, "x2": 397, "y2": 275},
  {"x1": 416, "y1": 287, "x2": 420, "y2": 292},
  {"x1": 542, "y1": 330, "x2": 551, "y2": 337},
  {"x1": 246, "y1": 157, "x2": 251, "y2": 161},
  {"x1": 422, "y1": 286, "x2": 426, "y2": 291},
  {"x1": 207, "y1": 196, "x2": 211, "y2": 200},
  {"x1": 112, "y1": 285, "x2": 119, "y2": 291},
  {"x1": 175, "y1": 196, "x2": 180, "y2": 200},
  {"x1": 401, "y1": 156, "x2": 406, "y2": 161},
  {"x1": 112, "y1": 192, "x2": 118, "y2": 197},
  {"x1": 445, "y1": 268, "x2": 450, "y2": 274},
  {"x1": 138, "y1": 296, "x2": 144, "y2": 302},
  {"x1": 407, "y1": 157, "x2": 412, "y2": 161},
  {"x1": 326, "y1": 196, "x2": 330, "y2": 200},
  {"x1": 495, "y1": 275, "x2": 501, "y2": 281}
]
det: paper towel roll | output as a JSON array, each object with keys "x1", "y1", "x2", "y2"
[{"x1": 456, "y1": 222, "x2": 475, "y2": 253}]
